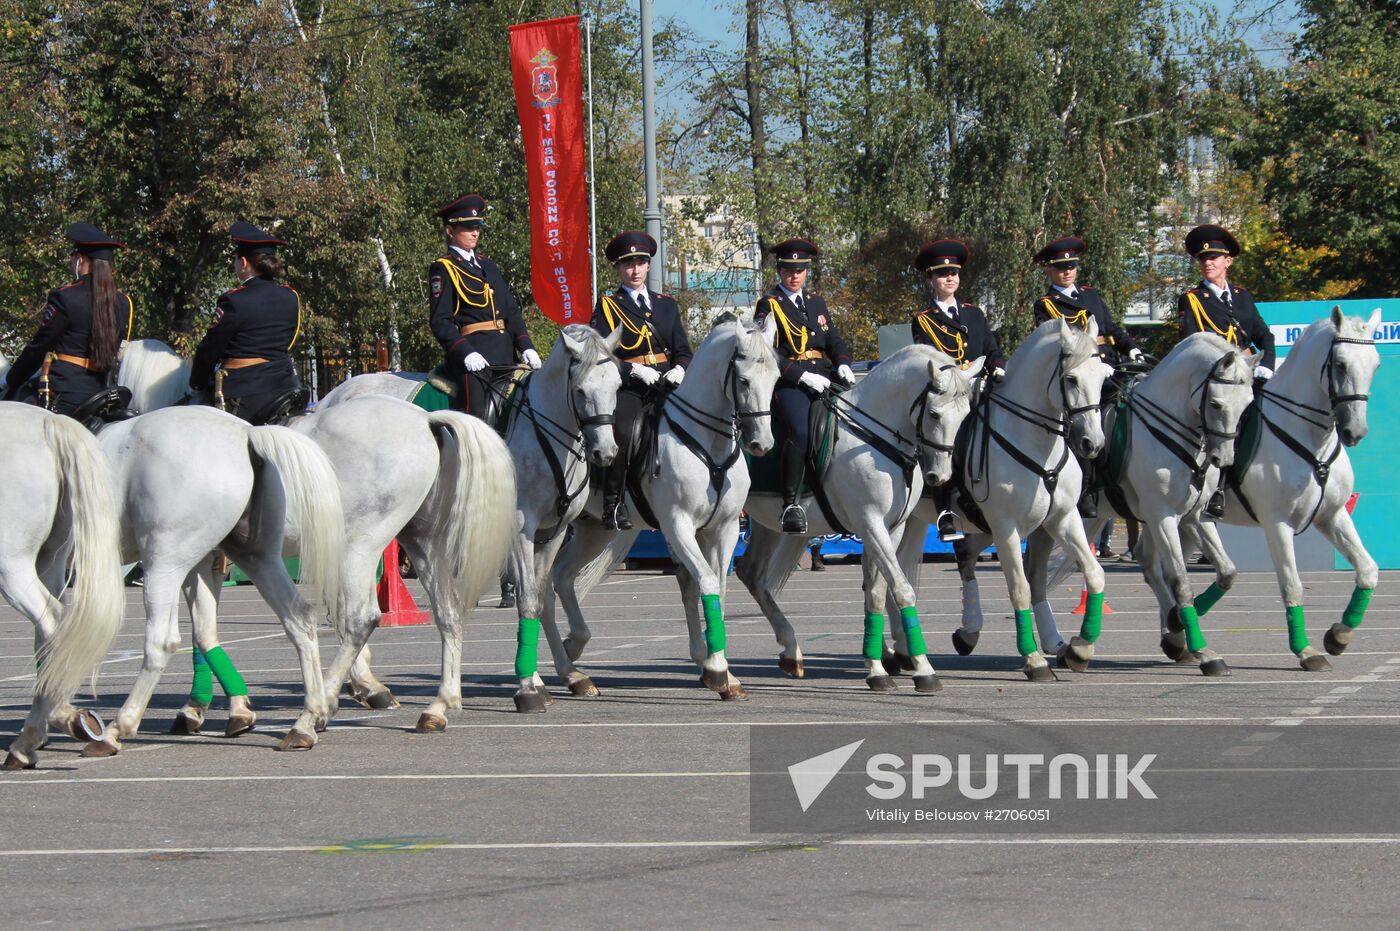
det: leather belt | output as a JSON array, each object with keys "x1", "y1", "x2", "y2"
[
  {"x1": 222, "y1": 357, "x2": 269, "y2": 370},
  {"x1": 789, "y1": 349, "x2": 825, "y2": 361},
  {"x1": 460, "y1": 320, "x2": 506, "y2": 335},
  {"x1": 53, "y1": 353, "x2": 97, "y2": 370},
  {"x1": 624, "y1": 352, "x2": 669, "y2": 366}
]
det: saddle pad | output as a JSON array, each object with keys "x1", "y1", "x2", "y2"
[
  {"x1": 1226, "y1": 399, "x2": 1262, "y2": 487},
  {"x1": 408, "y1": 375, "x2": 453, "y2": 413},
  {"x1": 744, "y1": 396, "x2": 839, "y2": 496}
]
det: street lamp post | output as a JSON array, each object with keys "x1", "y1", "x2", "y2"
[{"x1": 640, "y1": 0, "x2": 664, "y2": 292}]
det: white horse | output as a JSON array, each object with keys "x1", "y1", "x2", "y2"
[
  {"x1": 546, "y1": 315, "x2": 782, "y2": 700},
  {"x1": 316, "y1": 324, "x2": 621, "y2": 716},
  {"x1": 81, "y1": 404, "x2": 346, "y2": 755},
  {"x1": 891, "y1": 319, "x2": 1108, "y2": 681},
  {"x1": 1179, "y1": 307, "x2": 1381, "y2": 671},
  {"x1": 0, "y1": 403, "x2": 125, "y2": 770},
  {"x1": 736, "y1": 345, "x2": 982, "y2": 693},
  {"x1": 1035, "y1": 333, "x2": 1257, "y2": 676}
]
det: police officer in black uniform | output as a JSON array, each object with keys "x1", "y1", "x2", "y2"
[
  {"x1": 428, "y1": 194, "x2": 541, "y2": 419},
  {"x1": 190, "y1": 222, "x2": 304, "y2": 424},
  {"x1": 909, "y1": 240, "x2": 1004, "y2": 542},
  {"x1": 590, "y1": 231, "x2": 694, "y2": 530},
  {"x1": 1178, "y1": 224, "x2": 1276, "y2": 519},
  {"x1": 754, "y1": 239, "x2": 853, "y2": 535},
  {"x1": 2, "y1": 223, "x2": 133, "y2": 415},
  {"x1": 1032, "y1": 236, "x2": 1142, "y2": 367},
  {"x1": 1177, "y1": 224, "x2": 1275, "y2": 375}
]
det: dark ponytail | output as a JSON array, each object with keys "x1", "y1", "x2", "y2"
[
  {"x1": 88, "y1": 257, "x2": 122, "y2": 371},
  {"x1": 247, "y1": 251, "x2": 285, "y2": 280}
]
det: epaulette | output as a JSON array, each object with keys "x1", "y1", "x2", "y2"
[
  {"x1": 57, "y1": 280, "x2": 82, "y2": 291},
  {"x1": 1233, "y1": 285, "x2": 1251, "y2": 295},
  {"x1": 1081, "y1": 285, "x2": 1097, "y2": 292},
  {"x1": 960, "y1": 301, "x2": 976, "y2": 308},
  {"x1": 657, "y1": 292, "x2": 675, "y2": 300}
]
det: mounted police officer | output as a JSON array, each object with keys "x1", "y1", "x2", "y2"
[
  {"x1": 590, "y1": 231, "x2": 693, "y2": 530},
  {"x1": 190, "y1": 222, "x2": 304, "y2": 424},
  {"x1": 909, "y1": 239, "x2": 1003, "y2": 542},
  {"x1": 1178, "y1": 223, "x2": 1276, "y2": 518},
  {"x1": 1032, "y1": 235, "x2": 1142, "y2": 518},
  {"x1": 2, "y1": 223, "x2": 133, "y2": 416},
  {"x1": 428, "y1": 194, "x2": 541, "y2": 420},
  {"x1": 1032, "y1": 236, "x2": 1142, "y2": 367},
  {"x1": 754, "y1": 238, "x2": 853, "y2": 535}
]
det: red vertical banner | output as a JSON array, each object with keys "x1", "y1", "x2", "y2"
[{"x1": 509, "y1": 16, "x2": 590, "y2": 325}]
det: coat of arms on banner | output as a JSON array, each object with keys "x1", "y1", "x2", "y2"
[{"x1": 530, "y1": 48, "x2": 560, "y2": 109}]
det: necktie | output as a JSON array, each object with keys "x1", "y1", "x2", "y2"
[
  {"x1": 467, "y1": 254, "x2": 479, "y2": 270},
  {"x1": 945, "y1": 303, "x2": 959, "y2": 323},
  {"x1": 794, "y1": 294, "x2": 804, "y2": 314},
  {"x1": 1221, "y1": 288, "x2": 1232, "y2": 309},
  {"x1": 1068, "y1": 288, "x2": 1078, "y2": 300},
  {"x1": 637, "y1": 292, "x2": 650, "y2": 313}
]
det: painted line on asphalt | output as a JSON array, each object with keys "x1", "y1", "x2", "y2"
[{"x1": 1271, "y1": 658, "x2": 1396, "y2": 725}]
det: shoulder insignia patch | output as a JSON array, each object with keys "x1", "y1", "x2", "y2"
[{"x1": 432, "y1": 277, "x2": 443, "y2": 298}]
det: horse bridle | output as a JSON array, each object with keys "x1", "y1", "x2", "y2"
[{"x1": 1129, "y1": 351, "x2": 1248, "y2": 492}]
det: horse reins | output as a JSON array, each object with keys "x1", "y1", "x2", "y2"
[{"x1": 1128, "y1": 352, "x2": 1245, "y2": 500}]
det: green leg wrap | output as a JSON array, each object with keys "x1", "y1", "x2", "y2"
[
  {"x1": 1079, "y1": 591, "x2": 1105, "y2": 644},
  {"x1": 204, "y1": 646, "x2": 248, "y2": 698},
  {"x1": 900, "y1": 605, "x2": 927, "y2": 657},
  {"x1": 1195, "y1": 581, "x2": 1226, "y2": 617},
  {"x1": 191, "y1": 649, "x2": 214, "y2": 705},
  {"x1": 514, "y1": 618, "x2": 541, "y2": 679},
  {"x1": 702, "y1": 594, "x2": 726, "y2": 655},
  {"x1": 1015, "y1": 608, "x2": 1036, "y2": 657},
  {"x1": 862, "y1": 613, "x2": 885, "y2": 661},
  {"x1": 1178, "y1": 605, "x2": 1207, "y2": 654},
  {"x1": 1343, "y1": 587, "x2": 1374, "y2": 630},
  {"x1": 1286, "y1": 604, "x2": 1309, "y2": 655}
]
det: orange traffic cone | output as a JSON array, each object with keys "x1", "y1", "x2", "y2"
[
  {"x1": 378, "y1": 539, "x2": 430, "y2": 627},
  {"x1": 1072, "y1": 544, "x2": 1114, "y2": 615}
]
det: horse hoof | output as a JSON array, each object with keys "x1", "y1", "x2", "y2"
[
  {"x1": 414, "y1": 712, "x2": 448, "y2": 732},
  {"x1": 81, "y1": 739, "x2": 120, "y2": 758},
  {"x1": 1056, "y1": 645, "x2": 1091, "y2": 674},
  {"x1": 701, "y1": 668, "x2": 729, "y2": 693},
  {"x1": 1160, "y1": 634, "x2": 1189, "y2": 662},
  {"x1": 169, "y1": 713, "x2": 201, "y2": 736},
  {"x1": 1324, "y1": 624, "x2": 1352, "y2": 657},
  {"x1": 882, "y1": 651, "x2": 916, "y2": 675},
  {"x1": 224, "y1": 713, "x2": 256, "y2": 739},
  {"x1": 913, "y1": 674, "x2": 943, "y2": 694},
  {"x1": 275, "y1": 729, "x2": 316, "y2": 752},
  {"x1": 1300, "y1": 653, "x2": 1332, "y2": 673},
  {"x1": 365, "y1": 690, "x2": 399, "y2": 710},
  {"x1": 71, "y1": 710, "x2": 105, "y2": 742},
  {"x1": 1024, "y1": 664, "x2": 1057, "y2": 683},
  {"x1": 568, "y1": 677, "x2": 600, "y2": 697},
  {"x1": 2, "y1": 752, "x2": 35, "y2": 770},
  {"x1": 866, "y1": 675, "x2": 898, "y2": 693},
  {"x1": 720, "y1": 684, "x2": 749, "y2": 701},
  {"x1": 513, "y1": 691, "x2": 548, "y2": 714},
  {"x1": 1200, "y1": 658, "x2": 1232, "y2": 677},
  {"x1": 951, "y1": 629, "x2": 979, "y2": 656},
  {"x1": 778, "y1": 654, "x2": 805, "y2": 678}
]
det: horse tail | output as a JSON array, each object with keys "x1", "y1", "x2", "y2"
[
  {"x1": 425, "y1": 411, "x2": 516, "y2": 614},
  {"x1": 566, "y1": 532, "x2": 633, "y2": 599},
  {"x1": 246, "y1": 426, "x2": 345, "y2": 618},
  {"x1": 1045, "y1": 540, "x2": 1075, "y2": 588},
  {"x1": 34, "y1": 415, "x2": 124, "y2": 706}
]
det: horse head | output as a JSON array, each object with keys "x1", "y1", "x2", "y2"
[
  {"x1": 915, "y1": 352, "x2": 981, "y2": 485},
  {"x1": 1331, "y1": 306, "x2": 1381, "y2": 447},
  {"x1": 730, "y1": 314, "x2": 781, "y2": 456},
  {"x1": 557, "y1": 324, "x2": 623, "y2": 466},
  {"x1": 1057, "y1": 317, "x2": 1107, "y2": 458}
]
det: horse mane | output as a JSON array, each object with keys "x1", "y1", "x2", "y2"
[
  {"x1": 1008, "y1": 318, "x2": 1096, "y2": 370},
  {"x1": 864, "y1": 344, "x2": 970, "y2": 401},
  {"x1": 559, "y1": 323, "x2": 611, "y2": 368},
  {"x1": 119, "y1": 338, "x2": 191, "y2": 413}
]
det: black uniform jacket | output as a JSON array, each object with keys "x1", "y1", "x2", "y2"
[
  {"x1": 1176, "y1": 281, "x2": 1276, "y2": 370},
  {"x1": 428, "y1": 250, "x2": 534, "y2": 369},
  {"x1": 1032, "y1": 286, "x2": 1136, "y2": 363},
  {"x1": 590, "y1": 287, "x2": 693, "y2": 380},
  {"x1": 910, "y1": 300, "x2": 1006, "y2": 371},
  {"x1": 753, "y1": 287, "x2": 852, "y2": 388},
  {"x1": 5, "y1": 276, "x2": 133, "y2": 391},
  {"x1": 190, "y1": 276, "x2": 301, "y2": 397}
]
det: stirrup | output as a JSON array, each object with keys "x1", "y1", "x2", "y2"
[
  {"x1": 1204, "y1": 490, "x2": 1225, "y2": 521},
  {"x1": 780, "y1": 503, "x2": 808, "y2": 535},
  {"x1": 936, "y1": 510, "x2": 964, "y2": 543},
  {"x1": 603, "y1": 501, "x2": 633, "y2": 531}
]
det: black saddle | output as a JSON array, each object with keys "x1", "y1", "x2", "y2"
[
  {"x1": 241, "y1": 387, "x2": 312, "y2": 427},
  {"x1": 428, "y1": 363, "x2": 519, "y2": 429},
  {"x1": 69, "y1": 386, "x2": 134, "y2": 433}
]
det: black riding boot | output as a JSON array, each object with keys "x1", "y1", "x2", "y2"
[
  {"x1": 497, "y1": 575, "x2": 516, "y2": 609},
  {"x1": 1204, "y1": 489, "x2": 1225, "y2": 520},
  {"x1": 779, "y1": 442, "x2": 807, "y2": 534},
  {"x1": 601, "y1": 456, "x2": 632, "y2": 531},
  {"x1": 932, "y1": 484, "x2": 963, "y2": 542},
  {"x1": 809, "y1": 541, "x2": 825, "y2": 571},
  {"x1": 1077, "y1": 488, "x2": 1099, "y2": 518}
]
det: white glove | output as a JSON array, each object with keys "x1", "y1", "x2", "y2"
[
  {"x1": 992, "y1": 366, "x2": 1006, "y2": 379},
  {"x1": 836, "y1": 364, "x2": 855, "y2": 386},
  {"x1": 798, "y1": 372, "x2": 831, "y2": 395},
  {"x1": 1099, "y1": 360, "x2": 1116, "y2": 379},
  {"x1": 631, "y1": 364, "x2": 661, "y2": 386},
  {"x1": 463, "y1": 351, "x2": 488, "y2": 372},
  {"x1": 522, "y1": 348, "x2": 542, "y2": 370},
  {"x1": 1255, "y1": 365, "x2": 1273, "y2": 381},
  {"x1": 1128, "y1": 348, "x2": 1144, "y2": 362},
  {"x1": 663, "y1": 366, "x2": 685, "y2": 386}
]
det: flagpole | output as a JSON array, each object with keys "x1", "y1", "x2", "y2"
[
  {"x1": 583, "y1": 12, "x2": 599, "y2": 306},
  {"x1": 640, "y1": 0, "x2": 663, "y2": 293}
]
